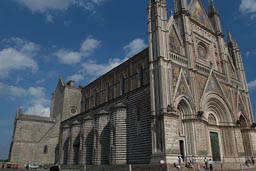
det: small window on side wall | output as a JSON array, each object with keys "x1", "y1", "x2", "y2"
[
  {"x1": 120, "y1": 75, "x2": 125, "y2": 95},
  {"x1": 137, "y1": 64, "x2": 144, "y2": 87},
  {"x1": 43, "y1": 145, "x2": 48, "y2": 154},
  {"x1": 105, "y1": 82, "x2": 110, "y2": 101},
  {"x1": 136, "y1": 110, "x2": 141, "y2": 135}
]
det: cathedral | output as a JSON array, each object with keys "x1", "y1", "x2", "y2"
[{"x1": 9, "y1": 0, "x2": 256, "y2": 166}]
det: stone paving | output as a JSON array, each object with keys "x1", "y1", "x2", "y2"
[{"x1": 171, "y1": 163, "x2": 256, "y2": 171}]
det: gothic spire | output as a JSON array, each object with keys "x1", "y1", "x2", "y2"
[
  {"x1": 208, "y1": 0, "x2": 222, "y2": 34},
  {"x1": 174, "y1": 0, "x2": 187, "y2": 14},
  {"x1": 228, "y1": 32, "x2": 234, "y2": 45},
  {"x1": 208, "y1": 0, "x2": 219, "y2": 16}
]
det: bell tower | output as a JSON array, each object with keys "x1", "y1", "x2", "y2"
[{"x1": 148, "y1": 0, "x2": 181, "y2": 163}]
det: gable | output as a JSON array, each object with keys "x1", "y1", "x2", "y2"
[
  {"x1": 169, "y1": 26, "x2": 182, "y2": 53},
  {"x1": 174, "y1": 69, "x2": 193, "y2": 102},
  {"x1": 202, "y1": 70, "x2": 228, "y2": 101},
  {"x1": 237, "y1": 93, "x2": 249, "y2": 115},
  {"x1": 228, "y1": 61, "x2": 237, "y2": 80},
  {"x1": 227, "y1": 56, "x2": 237, "y2": 79},
  {"x1": 167, "y1": 16, "x2": 183, "y2": 54},
  {"x1": 201, "y1": 70, "x2": 233, "y2": 112},
  {"x1": 189, "y1": 0, "x2": 213, "y2": 30}
]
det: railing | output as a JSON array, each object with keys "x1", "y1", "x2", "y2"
[
  {"x1": 170, "y1": 52, "x2": 188, "y2": 67},
  {"x1": 195, "y1": 63, "x2": 211, "y2": 76}
]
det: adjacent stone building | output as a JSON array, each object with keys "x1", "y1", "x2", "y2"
[
  {"x1": 9, "y1": 79, "x2": 82, "y2": 164},
  {"x1": 10, "y1": 0, "x2": 256, "y2": 166}
]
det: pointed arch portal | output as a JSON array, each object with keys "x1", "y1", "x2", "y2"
[
  {"x1": 239, "y1": 115, "x2": 252, "y2": 157},
  {"x1": 176, "y1": 98, "x2": 194, "y2": 160}
]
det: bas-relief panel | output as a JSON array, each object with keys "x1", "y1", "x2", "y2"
[
  {"x1": 165, "y1": 117, "x2": 179, "y2": 153},
  {"x1": 250, "y1": 132, "x2": 256, "y2": 155},
  {"x1": 195, "y1": 123, "x2": 207, "y2": 155},
  {"x1": 235, "y1": 129, "x2": 245, "y2": 156},
  {"x1": 221, "y1": 128, "x2": 236, "y2": 156},
  {"x1": 191, "y1": 1, "x2": 210, "y2": 28}
]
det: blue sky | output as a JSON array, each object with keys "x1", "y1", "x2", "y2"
[{"x1": 0, "y1": 0, "x2": 255, "y2": 160}]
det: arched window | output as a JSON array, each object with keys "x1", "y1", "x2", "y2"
[
  {"x1": 120, "y1": 75, "x2": 125, "y2": 95},
  {"x1": 105, "y1": 82, "x2": 110, "y2": 102},
  {"x1": 136, "y1": 109, "x2": 141, "y2": 135},
  {"x1": 43, "y1": 145, "x2": 48, "y2": 154},
  {"x1": 137, "y1": 64, "x2": 144, "y2": 87},
  {"x1": 94, "y1": 90, "x2": 97, "y2": 107},
  {"x1": 137, "y1": 110, "x2": 141, "y2": 122}
]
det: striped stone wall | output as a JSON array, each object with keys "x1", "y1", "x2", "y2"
[{"x1": 60, "y1": 84, "x2": 152, "y2": 165}]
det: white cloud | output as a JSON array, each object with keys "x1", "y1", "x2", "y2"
[
  {"x1": 55, "y1": 49, "x2": 81, "y2": 64},
  {"x1": 240, "y1": 0, "x2": 256, "y2": 19},
  {"x1": 80, "y1": 37, "x2": 101, "y2": 57},
  {"x1": 55, "y1": 37, "x2": 101, "y2": 65},
  {"x1": 123, "y1": 38, "x2": 147, "y2": 57},
  {"x1": 16, "y1": 0, "x2": 73, "y2": 13},
  {"x1": 67, "y1": 74, "x2": 84, "y2": 82},
  {"x1": 248, "y1": 80, "x2": 256, "y2": 90},
  {"x1": 46, "y1": 13, "x2": 54, "y2": 24},
  {"x1": 67, "y1": 57, "x2": 126, "y2": 83},
  {"x1": 80, "y1": 58, "x2": 127, "y2": 78},
  {"x1": 246, "y1": 51, "x2": 251, "y2": 56},
  {"x1": 0, "y1": 83, "x2": 49, "y2": 104},
  {"x1": 25, "y1": 104, "x2": 50, "y2": 117},
  {"x1": 65, "y1": 38, "x2": 146, "y2": 83},
  {"x1": 0, "y1": 48, "x2": 38, "y2": 78},
  {"x1": 1, "y1": 37, "x2": 40, "y2": 54},
  {"x1": 16, "y1": 0, "x2": 106, "y2": 14},
  {"x1": 246, "y1": 50, "x2": 256, "y2": 57},
  {"x1": 28, "y1": 87, "x2": 45, "y2": 98},
  {"x1": 0, "y1": 83, "x2": 50, "y2": 116},
  {"x1": 91, "y1": 0, "x2": 105, "y2": 4},
  {"x1": 0, "y1": 82, "x2": 27, "y2": 97},
  {"x1": 36, "y1": 79, "x2": 46, "y2": 85}
]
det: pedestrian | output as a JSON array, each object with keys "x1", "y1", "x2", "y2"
[
  {"x1": 189, "y1": 156, "x2": 192, "y2": 164},
  {"x1": 197, "y1": 163, "x2": 200, "y2": 171},
  {"x1": 209, "y1": 159, "x2": 213, "y2": 171},
  {"x1": 252, "y1": 156, "x2": 255, "y2": 165},
  {"x1": 204, "y1": 157, "x2": 208, "y2": 169},
  {"x1": 192, "y1": 155, "x2": 196, "y2": 164},
  {"x1": 178, "y1": 156, "x2": 182, "y2": 165}
]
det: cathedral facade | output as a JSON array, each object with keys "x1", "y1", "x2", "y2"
[{"x1": 10, "y1": 0, "x2": 256, "y2": 166}]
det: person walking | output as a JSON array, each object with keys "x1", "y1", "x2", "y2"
[
  {"x1": 178, "y1": 156, "x2": 182, "y2": 165},
  {"x1": 204, "y1": 157, "x2": 208, "y2": 169},
  {"x1": 209, "y1": 159, "x2": 213, "y2": 171}
]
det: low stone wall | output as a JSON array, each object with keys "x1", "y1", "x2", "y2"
[{"x1": 60, "y1": 164, "x2": 166, "y2": 171}]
